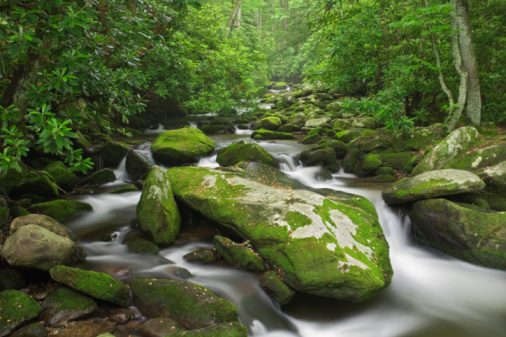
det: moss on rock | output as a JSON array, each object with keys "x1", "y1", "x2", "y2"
[
  {"x1": 45, "y1": 161, "x2": 78, "y2": 191},
  {"x1": 259, "y1": 271, "x2": 295, "y2": 305},
  {"x1": 79, "y1": 168, "x2": 116, "y2": 186},
  {"x1": 217, "y1": 140, "x2": 276, "y2": 167},
  {"x1": 213, "y1": 236, "x2": 265, "y2": 271},
  {"x1": 28, "y1": 200, "x2": 92, "y2": 221},
  {"x1": 184, "y1": 248, "x2": 220, "y2": 264},
  {"x1": 0, "y1": 290, "x2": 41, "y2": 337},
  {"x1": 49, "y1": 266, "x2": 131, "y2": 307},
  {"x1": 41, "y1": 286, "x2": 97, "y2": 324},
  {"x1": 250, "y1": 129, "x2": 295, "y2": 140}
]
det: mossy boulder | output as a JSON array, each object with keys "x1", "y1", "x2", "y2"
[
  {"x1": 100, "y1": 141, "x2": 130, "y2": 167},
  {"x1": 0, "y1": 290, "x2": 41, "y2": 337},
  {"x1": 382, "y1": 169, "x2": 485, "y2": 205},
  {"x1": 213, "y1": 236, "x2": 265, "y2": 271},
  {"x1": 28, "y1": 200, "x2": 92, "y2": 221},
  {"x1": 335, "y1": 128, "x2": 374, "y2": 143},
  {"x1": 391, "y1": 126, "x2": 444, "y2": 152},
  {"x1": 10, "y1": 214, "x2": 77, "y2": 241},
  {"x1": 79, "y1": 168, "x2": 116, "y2": 186},
  {"x1": 271, "y1": 82, "x2": 288, "y2": 90},
  {"x1": 126, "y1": 150, "x2": 153, "y2": 180},
  {"x1": 49, "y1": 266, "x2": 131, "y2": 307},
  {"x1": 409, "y1": 198, "x2": 506, "y2": 270},
  {"x1": 169, "y1": 322, "x2": 248, "y2": 337},
  {"x1": 259, "y1": 271, "x2": 295, "y2": 305},
  {"x1": 110, "y1": 184, "x2": 138, "y2": 194},
  {"x1": 444, "y1": 144, "x2": 506, "y2": 171},
  {"x1": 45, "y1": 161, "x2": 78, "y2": 191},
  {"x1": 0, "y1": 166, "x2": 36, "y2": 195},
  {"x1": 333, "y1": 119, "x2": 352, "y2": 131},
  {"x1": 151, "y1": 127, "x2": 215, "y2": 165},
  {"x1": 217, "y1": 140, "x2": 276, "y2": 167},
  {"x1": 126, "y1": 237, "x2": 160, "y2": 255},
  {"x1": 1, "y1": 224, "x2": 76, "y2": 270},
  {"x1": 199, "y1": 123, "x2": 235, "y2": 135},
  {"x1": 278, "y1": 124, "x2": 301, "y2": 133},
  {"x1": 348, "y1": 131, "x2": 392, "y2": 153},
  {"x1": 137, "y1": 166, "x2": 181, "y2": 246},
  {"x1": 183, "y1": 248, "x2": 220, "y2": 264},
  {"x1": 378, "y1": 151, "x2": 415, "y2": 172},
  {"x1": 300, "y1": 148, "x2": 337, "y2": 166},
  {"x1": 166, "y1": 166, "x2": 393, "y2": 302},
  {"x1": 41, "y1": 287, "x2": 97, "y2": 324},
  {"x1": 478, "y1": 161, "x2": 506, "y2": 188},
  {"x1": 315, "y1": 139, "x2": 347, "y2": 158},
  {"x1": 305, "y1": 117, "x2": 331, "y2": 128},
  {"x1": 11, "y1": 176, "x2": 58, "y2": 198},
  {"x1": 411, "y1": 126, "x2": 480, "y2": 176},
  {"x1": 251, "y1": 129, "x2": 295, "y2": 140},
  {"x1": 130, "y1": 277, "x2": 239, "y2": 329},
  {"x1": 260, "y1": 116, "x2": 283, "y2": 130}
]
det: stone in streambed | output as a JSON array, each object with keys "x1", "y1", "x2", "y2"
[
  {"x1": 184, "y1": 248, "x2": 220, "y2": 264},
  {"x1": 41, "y1": 286, "x2": 97, "y2": 324},
  {"x1": 0, "y1": 290, "x2": 41, "y2": 337},
  {"x1": 166, "y1": 166, "x2": 393, "y2": 302},
  {"x1": 216, "y1": 140, "x2": 276, "y2": 167},
  {"x1": 213, "y1": 236, "x2": 265, "y2": 271},
  {"x1": 79, "y1": 168, "x2": 116, "y2": 186},
  {"x1": 151, "y1": 127, "x2": 215, "y2": 165},
  {"x1": 382, "y1": 169, "x2": 485, "y2": 205},
  {"x1": 49, "y1": 265, "x2": 131, "y2": 307},
  {"x1": 28, "y1": 200, "x2": 92, "y2": 221},
  {"x1": 137, "y1": 166, "x2": 181, "y2": 245},
  {"x1": 409, "y1": 198, "x2": 506, "y2": 270},
  {"x1": 251, "y1": 129, "x2": 295, "y2": 140},
  {"x1": 130, "y1": 277, "x2": 239, "y2": 329},
  {"x1": 259, "y1": 271, "x2": 295, "y2": 305}
]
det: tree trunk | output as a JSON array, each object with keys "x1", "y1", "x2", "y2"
[
  {"x1": 227, "y1": 0, "x2": 242, "y2": 37},
  {"x1": 452, "y1": 0, "x2": 481, "y2": 126}
]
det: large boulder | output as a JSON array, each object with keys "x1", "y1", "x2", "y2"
[
  {"x1": 1, "y1": 224, "x2": 76, "y2": 270},
  {"x1": 137, "y1": 166, "x2": 181, "y2": 245},
  {"x1": 151, "y1": 127, "x2": 215, "y2": 165},
  {"x1": 100, "y1": 141, "x2": 130, "y2": 167},
  {"x1": 11, "y1": 175, "x2": 58, "y2": 198},
  {"x1": 305, "y1": 117, "x2": 331, "y2": 128},
  {"x1": 0, "y1": 290, "x2": 41, "y2": 337},
  {"x1": 444, "y1": 144, "x2": 506, "y2": 171},
  {"x1": 409, "y1": 198, "x2": 506, "y2": 270},
  {"x1": 382, "y1": 169, "x2": 485, "y2": 205},
  {"x1": 28, "y1": 199, "x2": 92, "y2": 221},
  {"x1": 45, "y1": 161, "x2": 78, "y2": 191},
  {"x1": 125, "y1": 149, "x2": 153, "y2": 180},
  {"x1": 49, "y1": 266, "x2": 131, "y2": 307},
  {"x1": 411, "y1": 126, "x2": 480, "y2": 176},
  {"x1": 391, "y1": 126, "x2": 444, "y2": 152},
  {"x1": 166, "y1": 166, "x2": 393, "y2": 302},
  {"x1": 251, "y1": 129, "x2": 295, "y2": 140},
  {"x1": 216, "y1": 140, "x2": 276, "y2": 167},
  {"x1": 260, "y1": 116, "x2": 282, "y2": 130},
  {"x1": 130, "y1": 277, "x2": 239, "y2": 329}
]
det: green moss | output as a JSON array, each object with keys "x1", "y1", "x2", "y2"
[
  {"x1": 213, "y1": 236, "x2": 265, "y2": 271},
  {"x1": 260, "y1": 116, "x2": 282, "y2": 130},
  {"x1": 259, "y1": 271, "x2": 295, "y2": 305},
  {"x1": 49, "y1": 266, "x2": 132, "y2": 307},
  {"x1": 45, "y1": 161, "x2": 78, "y2": 191},
  {"x1": 11, "y1": 175, "x2": 59, "y2": 198},
  {"x1": 217, "y1": 141, "x2": 275, "y2": 167},
  {"x1": 127, "y1": 238, "x2": 160, "y2": 254},
  {"x1": 250, "y1": 129, "x2": 295, "y2": 140},
  {"x1": 42, "y1": 286, "x2": 97, "y2": 323},
  {"x1": 184, "y1": 248, "x2": 220, "y2": 264},
  {"x1": 79, "y1": 168, "x2": 116, "y2": 186},
  {"x1": 29, "y1": 200, "x2": 92, "y2": 221},
  {"x1": 0, "y1": 290, "x2": 41, "y2": 337},
  {"x1": 130, "y1": 277, "x2": 239, "y2": 329},
  {"x1": 110, "y1": 184, "x2": 138, "y2": 194}
]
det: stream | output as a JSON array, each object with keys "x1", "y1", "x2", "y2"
[{"x1": 63, "y1": 126, "x2": 506, "y2": 337}]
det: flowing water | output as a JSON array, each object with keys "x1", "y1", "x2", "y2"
[{"x1": 64, "y1": 128, "x2": 506, "y2": 337}]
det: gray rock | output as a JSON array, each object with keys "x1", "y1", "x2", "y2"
[
  {"x1": 305, "y1": 117, "x2": 331, "y2": 128},
  {"x1": 41, "y1": 287, "x2": 97, "y2": 324}
]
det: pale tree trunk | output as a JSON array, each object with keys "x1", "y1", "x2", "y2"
[
  {"x1": 227, "y1": 0, "x2": 242, "y2": 37},
  {"x1": 452, "y1": 0, "x2": 482, "y2": 126}
]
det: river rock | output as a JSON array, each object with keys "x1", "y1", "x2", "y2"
[
  {"x1": 45, "y1": 161, "x2": 78, "y2": 191},
  {"x1": 382, "y1": 169, "x2": 485, "y2": 205},
  {"x1": 28, "y1": 200, "x2": 92, "y2": 221},
  {"x1": 391, "y1": 126, "x2": 444, "y2": 152},
  {"x1": 11, "y1": 175, "x2": 59, "y2": 198},
  {"x1": 79, "y1": 168, "x2": 116, "y2": 186},
  {"x1": 9, "y1": 322, "x2": 47, "y2": 337},
  {"x1": 259, "y1": 271, "x2": 295, "y2": 305},
  {"x1": 137, "y1": 166, "x2": 181, "y2": 245},
  {"x1": 378, "y1": 151, "x2": 415, "y2": 172},
  {"x1": 251, "y1": 129, "x2": 295, "y2": 140},
  {"x1": 300, "y1": 148, "x2": 337, "y2": 166},
  {"x1": 10, "y1": 214, "x2": 77, "y2": 241},
  {"x1": 166, "y1": 166, "x2": 393, "y2": 302},
  {"x1": 130, "y1": 277, "x2": 239, "y2": 329},
  {"x1": 314, "y1": 139, "x2": 347, "y2": 158},
  {"x1": 213, "y1": 236, "x2": 265, "y2": 271},
  {"x1": 101, "y1": 141, "x2": 130, "y2": 167},
  {"x1": 137, "y1": 318, "x2": 181, "y2": 337},
  {"x1": 478, "y1": 161, "x2": 506, "y2": 188},
  {"x1": 444, "y1": 144, "x2": 506, "y2": 171},
  {"x1": 348, "y1": 131, "x2": 392, "y2": 153},
  {"x1": 169, "y1": 322, "x2": 247, "y2": 337},
  {"x1": 41, "y1": 286, "x2": 97, "y2": 324},
  {"x1": 305, "y1": 117, "x2": 331, "y2": 128},
  {"x1": 49, "y1": 266, "x2": 131, "y2": 307},
  {"x1": 409, "y1": 198, "x2": 506, "y2": 270},
  {"x1": 1, "y1": 224, "x2": 76, "y2": 270},
  {"x1": 216, "y1": 140, "x2": 276, "y2": 167},
  {"x1": 183, "y1": 248, "x2": 220, "y2": 264},
  {"x1": 260, "y1": 116, "x2": 282, "y2": 130},
  {"x1": 0, "y1": 290, "x2": 41, "y2": 337},
  {"x1": 335, "y1": 128, "x2": 374, "y2": 143},
  {"x1": 151, "y1": 127, "x2": 215, "y2": 165},
  {"x1": 126, "y1": 149, "x2": 153, "y2": 180},
  {"x1": 411, "y1": 126, "x2": 480, "y2": 176}
]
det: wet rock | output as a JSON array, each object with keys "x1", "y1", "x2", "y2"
[
  {"x1": 126, "y1": 150, "x2": 153, "y2": 180},
  {"x1": 1, "y1": 225, "x2": 76, "y2": 270},
  {"x1": 28, "y1": 200, "x2": 92, "y2": 221},
  {"x1": 169, "y1": 322, "x2": 248, "y2": 337},
  {"x1": 278, "y1": 124, "x2": 301, "y2": 133},
  {"x1": 44, "y1": 161, "x2": 78, "y2": 191},
  {"x1": 79, "y1": 168, "x2": 116, "y2": 186},
  {"x1": 137, "y1": 166, "x2": 181, "y2": 245},
  {"x1": 49, "y1": 266, "x2": 131, "y2": 307},
  {"x1": 151, "y1": 127, "x2": 215, "y2": 165},
  {"x1": 11, "y1": 176, "x2": 59, "y2": 198},
  {"x1": 382, "y1": 169, "x2": 485, "y2": 205},
  {"x1": 410, "y1": 198, "x2": 506, "y2": 270},
  {"x1": 130, "y1": 277, "x2": 239, "y2": 329},
  {"x1": 110, "y1": 184, "x2": 138, "y2": 194},
  {"x1": 101, "y1": 141, "x2": 130, "y2": 167},
  {"x1": 259, "y1": 271, "x2": 295, "y2": 305},
  {"x1": 260, "y1": 116, "x2": 282, "y2": 130},
  {"x1": 166, "y1": 166, "x2": 393, "y2": 302},
  {"x1": 354, "y1": 153, "x2": 382, "y2": 177},
  {"x1": 348, "y1": 131, "x2": 392, "y2": 153},
  {"x1": 10, "y1": 322, "x2": 47, "y2": 337},
  {"x1": 217, "y1": 140, "x2": 276, "y2": 167},
  {"x1": 391, "y1": 126, "x2": 444, "y2": 152},
  {"x1": 138, "y1": 318, "x2": 181, "y2": 337},
  {"x1": 378, "y1": 151, "x2": 415, "y2": 172},
  {"x1": 0, "y1": 290, "x2": 41, "y2": 337},
  {"x1": 300, "y1": 148, "x2": 336, "y2": 166},
  {"x1": 251, "y1": 129, "x2": 295, "y2": 140},
  {"x1": 315, "y1": 139, "x2": 347, "y2": 158},
  {"x1": 411, "y1": 126, "x2": 480, "y2": 176},
  {"x1": 41, "y1": 286, "x2": 97, "y2": 324},
  {"x1": 183, "y1": 248, "x2": 220, "y2": 264},
  {"x1": 335, "y1": 128, "x2": 374, "y2": 143},
  {"x1": 213, "y1": 236, "x2": 265, "y2": 271}
]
